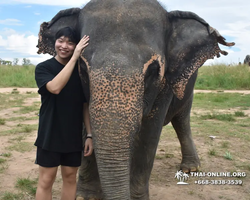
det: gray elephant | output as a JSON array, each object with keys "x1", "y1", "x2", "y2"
[
  {"x1": 37, "y1": 0, "x2": 234, "y2": 199},
  {"x1": 244, "y1": 55, "x2": 250, "y2": 66}
]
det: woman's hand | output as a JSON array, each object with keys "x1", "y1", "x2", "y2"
[
  {"x1": 72, "y1": 35, "x2": 89, "y2": 60},
  {"x1": 84, "y1": 137, "x2": 93, "y2": 157}
]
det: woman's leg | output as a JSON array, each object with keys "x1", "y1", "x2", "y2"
[
  {"x1": 61, "y1": 166, "x2": 79, "y2": 200},
  {"x1": 36, "y1": 166, "x2": 58, "y2": 200}
]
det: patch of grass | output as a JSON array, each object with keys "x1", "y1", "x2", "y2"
[
  {"x1": 196, "y1": 64, "x2": 250, "y2": 90},
  {"x1": 7, "y1": 142, "x2": 34, "y2": 153},
  {"x1": 238, "y1": 124, "x2": 249, "y2": 127},
  {"x1": 23, "y1": 125, "x2": 34, "y2": 133},
  {"x1": 22, "y1": 124, "x2": 37, "y2": 133},
  {"x1": 221, "y1": 141, "x2": 229, "y2": 148},
  {"x1": 0, "y1": 158, "x2": 6, "y2": 164},
  {"x1": 193, "y1": 93, "x2": 250, "y2": 110},
  {"x1": 188, "y1": 190, "x2": 195, "y2": 195},
  {"x1": 11, "y1": 88, "x2": 19, "y2": 94},
  {"x1": 0, "y1": 124, "x2": 37, "y2": 136},
  {"x1": 234, "y1": 111, "x2": 246, "y2": 117},
  {"x1": 0, "y1": 94, "x2": 22, "y2": 108},
  {"x1": 200, "y1": 113, "x2": 235, "y2": 122},
  {"x1": 0, "y1": 93, "x2": 39, "y2": 110},
  {"x1": 224, "y1": 151, "x2": 233, "y2": 160},
  {"x1": 0, "y1": 65, "x2": 36, "y2": 87},
  {"x1": 0, "y1": 118, "x2": 6, "y2": 125},
  {"x1": 235, "y1": 163, "x2": 250, "y2": 171},
  {"x1": 1, "y1": 192, "x2": 24, "y2": 200},
  {"x1": 1, "y1": 152, "x2": 12, "y2": 157},
  {"x1": 0, "y1": 163, "x2": 9, "y2": 173},
  {"x1": 9, "y1": 136, "x2": 25, "y2": 142},
  {"x1": 165, "y1": 153, "x2": 174, "y2": 158},
  {"x1": 208, "y1": 149, "x2": 216, "y2": 156},
  {"x1": 155, "y1": 155, "x2": 165, "y2": 160},
  {"x1": 5, "y1": 116, "x2": 38, "y2": 122},
  {"x1": 19, "y1": 105, "x2": 39, "y2": 114},
  {"x1": 0, "y1": 158, "x2": 8, "y2": 173},
  {"x1": 16, "y1": 177, "x2": 37, "y2": 196}
]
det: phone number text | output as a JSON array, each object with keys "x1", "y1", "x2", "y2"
[{"x1": 194, "y1": 180, "x2": 243, "y2": 185}]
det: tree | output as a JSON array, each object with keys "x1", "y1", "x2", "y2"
[
  {"x1": 0, "y1": 59, "x2": 12, "y2": 65},
  {"x1": 13, "y1": 58, "x2": 19, "y2": 66},
  {"x1": 22, "y1": 58, "x2": 31, "y2": 66}
]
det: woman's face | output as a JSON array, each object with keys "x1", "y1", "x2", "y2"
[{"x1": 55, "y1": 36, "x2": 76, "y2": 60}]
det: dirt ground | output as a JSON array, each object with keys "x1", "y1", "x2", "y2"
[{"x1": 0, "y1": 88, "x2": 249, "y2": 200}]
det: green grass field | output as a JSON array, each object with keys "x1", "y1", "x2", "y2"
[
  {"x1": 0, "y1": 65, "x2": 36, "y2": 88},
  {"x1": 195, "y1": 64, "x2": 250, "y2": 90},
  {"x1": 0, "y1": 63, "x2": 250, "y2": 89}
]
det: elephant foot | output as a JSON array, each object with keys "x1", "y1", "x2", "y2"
[{"x1": 180, "y1": 156, "x2": 200, "y2": 173}]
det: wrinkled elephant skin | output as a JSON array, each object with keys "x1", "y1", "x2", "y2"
[{"x1": 37, "y1": 0, "x2": 235, "y2": 199}]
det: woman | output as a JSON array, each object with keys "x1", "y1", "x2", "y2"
[{"x1": 35, "y1": 27, "x2": 92, "y2": 200}]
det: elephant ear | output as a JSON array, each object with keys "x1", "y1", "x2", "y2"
[
  {"x1": 167, "y1": 11, "x2": 235, "y2": 100},
  {"x1": 37, "y1": 8, "x2": 81, "y2": 56}
]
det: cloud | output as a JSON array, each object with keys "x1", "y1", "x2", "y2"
[
  {"x1": 0, "y1": 29, "x2": 38, "y2": 55},
  {"x1": 2, "y1": 0, "x2": 90, "y2": 6},
  {"x1": 0, "y1": 28, "x2": 52, "y2": 65},
  {"x1": 0, "y1": 19, "x2": 23, "y2": 26}
]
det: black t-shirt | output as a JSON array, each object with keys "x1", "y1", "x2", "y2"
[{"x1": 35, "y1": 57, "x2": 86, "y2": 153}]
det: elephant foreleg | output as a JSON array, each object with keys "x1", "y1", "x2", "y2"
[
  {"x1": 130, "y1": 122, "x2": 162, "y2": 200},
  {"x1": 130, "y1": 93, "x2": 172, "y2": 200},
  {"x1": 76, "y1": 152, "x2": 103, "y2": 200},
  {"x1": 171, "y1": 95, "x2": 200, "y2": 172}
]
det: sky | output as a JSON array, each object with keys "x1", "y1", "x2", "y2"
[{"x1": 0, "y1": 0, "x2": 249, "y2": 65}]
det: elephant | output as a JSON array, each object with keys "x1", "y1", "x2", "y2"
[
  {"x1": 244, "y1": 55, "x2": 250, "y2": 66},
  {"x1": 36, "y1": 0, "x2": 235, "y2": 199}
]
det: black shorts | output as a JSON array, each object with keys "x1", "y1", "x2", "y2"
[{"x1": 35, "y1": 147, "x2": 82, "y2": 167}]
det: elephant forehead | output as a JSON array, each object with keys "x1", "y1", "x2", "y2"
[{"x1": 81, "y1": 0, "x2": 167, "y2": 58}]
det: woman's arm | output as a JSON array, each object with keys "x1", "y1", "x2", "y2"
[{"x1": 83, "y1": 103, "x2": 93, "y2": 156}]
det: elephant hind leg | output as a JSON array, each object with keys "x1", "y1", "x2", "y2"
[{"x1": 171, "y1": 96, "x2": 200, "y2": 173}]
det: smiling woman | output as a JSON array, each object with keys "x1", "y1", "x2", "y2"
[{"x1": 34, "y1": 26, "x2": 93, "y2": 200}]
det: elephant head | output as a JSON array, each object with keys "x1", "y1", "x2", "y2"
[{"x1": 37, "y1": 1, "x2": 234, "y2": 199}]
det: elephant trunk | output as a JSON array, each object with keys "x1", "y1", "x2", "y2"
[
  {"x1": 93, "y1": 129, "x2": 132, "y2": 199},
  {"x1": 88, "y1": 69, "x2": 144, "y2": 199}
]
